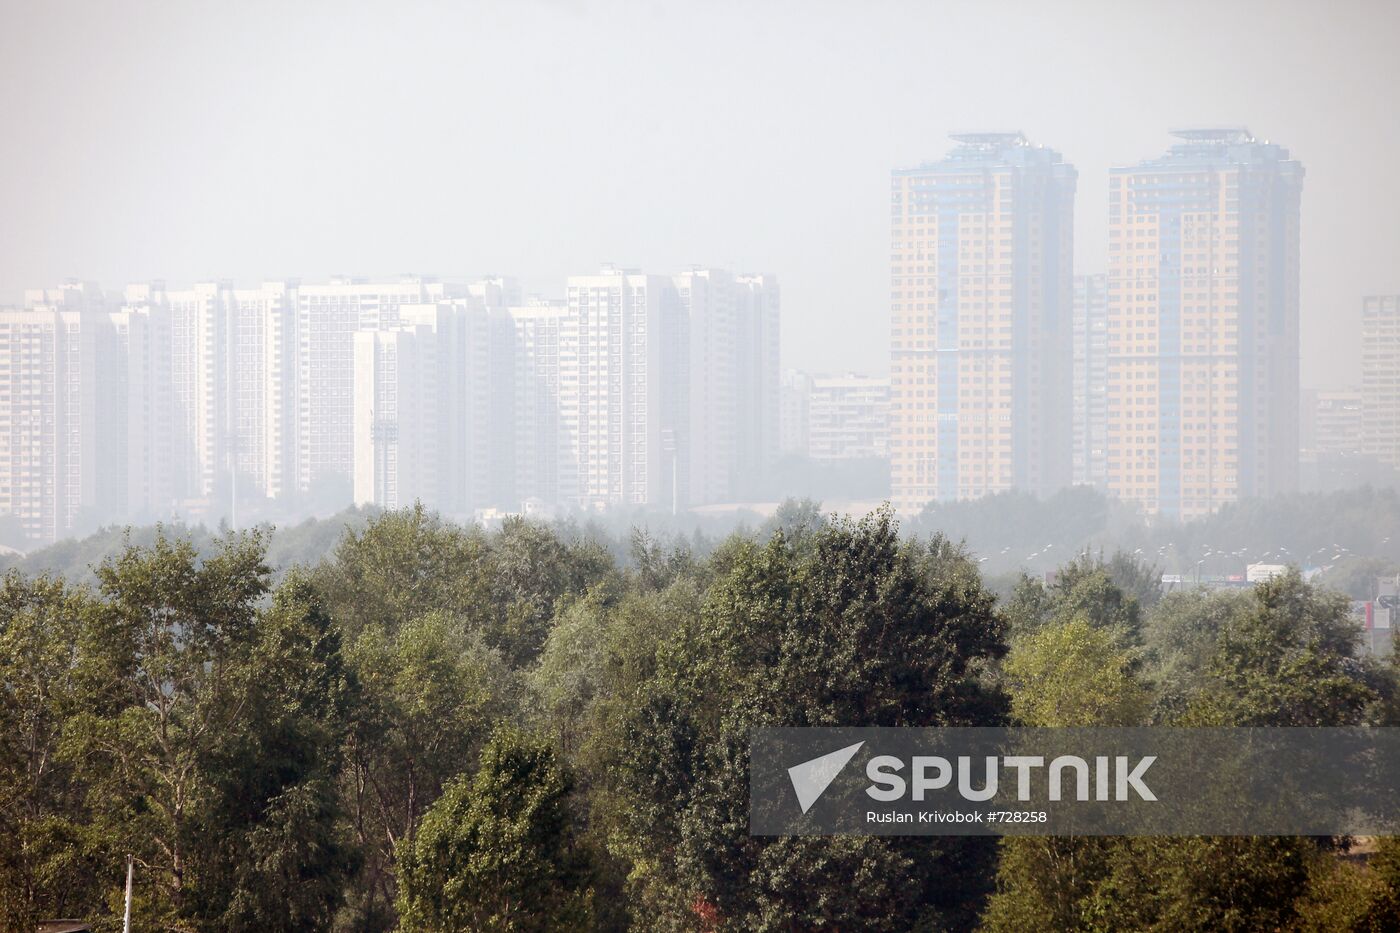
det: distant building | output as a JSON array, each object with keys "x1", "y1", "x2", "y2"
[
  {"x1": 500, "y1": 299, "x2": 570, "y2": 508},
  {"x1": 1105, "y1": 128, "x2": 1304, "y2": 519},
  {"x1": 351, "y1": 298, "x2": 495, "y2": 514},
  {"x1": 1304, "y1": 388, "x2": 1364, "y2": 458},
  {"x1": 296, "y1": 277, "x2": 469, "y2": 497},
  {"x1": 1072, "y1": 273, "x2": 1109, "y2": 488},
  {"x1": 1300, "y1": 387, "x2": 1373, "y2": 490},
  {"x1": 804, "y1": 372, "x2": 890, "y2": 461},
  {"x1": 779, "y1": 369, "x2": 813, "y2": 457},
  {"x1": 889, "y1": 132, "x2": 1076, "y2": 513},
  {"x1": 353, "y1": 327, "x2": 433, "y2": 510},
  {"x1": 674, "y1": 269, "x2": 781, "y2": 505},
  {"x1": 0, "y1": 302, "x2": 104, "y2": 542},
  {"x1": 2, "y1": 267, "x2": 779, "y2": 539},
  {"x1": 1363, "y1": 295, "x2": 1400, "y2": 472},
  {"x1": 563, "y1": 268, "x2": 684, "y2": 510}
]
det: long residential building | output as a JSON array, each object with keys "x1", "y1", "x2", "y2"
[{"x1": 889, "y1": 132, "x2": 1076, "y2": 514}]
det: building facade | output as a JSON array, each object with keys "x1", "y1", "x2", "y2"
[
  {"x1": 889, "y1": 132, "x2": 1076, "y2": 514},
  {"x1": 1, "y1": 268, "x2": 779, "y2": 541},
  {"x1": 807, "y1": 373, "x2": 890, "y2": 461},
  {"x1": 1105, "y1": 128, "x2": 1304, "y2": 519},
  {"x1": 1072, "y1": 273, "x2": 1109, "y2": 488},
  {"x1": 1363, "y1": 296, "x2": 1400, "y2": 472}
]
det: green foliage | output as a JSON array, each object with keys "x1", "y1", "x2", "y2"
[
  {"x1": 1003, "y1": 618, "x2": 1150, "y2": 727},
  {"x1": 1003, "y1": 552, "x2": 1148, "y2": 642},
  {"x1": 599, "y1": 508, "x2": 1009, "y2": 930},
  {"x1": 4, "y1": 506, "x2": 1399, "y2": 931},
  {"x1": 312, "y1": 503, "x2": 493, "y2": 640},
  {"x1": 0, "y1": 573, "x2": 104, "y2": 930},
  {"x1": 341, "y1": 613, "x2": 513, "y2": 928},
  {"x1": 1185, "y1": 571, "x2": 1375, "y2": 726},
  {"x1": 395, "y1": 727, "x2": 593, "y2": 932}
]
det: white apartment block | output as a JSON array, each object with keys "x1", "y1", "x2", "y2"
[
  {"x1": 501, "y1": 300, "x2": 571, "y2": 508},
  {"x1": 353, "y1": 327, "x2": 435, "y2": 510},
  {"x1": 564, "y1": 268, "x2": 675, "y2": 510},
  {"x1": 779, "y1": 369, "x2": 814, "y2": 457},
  {"x1": 1, "y1": 268, "x2": 779, "y2": 542},
  {"x1": 736, "y1": 273, "x2": 781, "y2": 487},
  {"x1": 674, "y1": 269, "x2": 781, "y2": 504},
  {"x1": 0, "y1": 285, "x2": 129, "y2": 542},
  {"x1": 295, "y1": 277, "x2": 468, "y2": 495}
]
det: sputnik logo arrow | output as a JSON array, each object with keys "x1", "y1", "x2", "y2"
[{"x1": 787, "y1": 741, "x2": 865, "y2": 813}]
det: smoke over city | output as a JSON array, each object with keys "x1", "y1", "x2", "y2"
[{"x1": 4, "y1": 3, "x2": 1400, "y2": 931}]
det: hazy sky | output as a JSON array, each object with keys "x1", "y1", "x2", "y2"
[{"x1": 2, "y1": 0, "x2": 1397, "y2": 386}]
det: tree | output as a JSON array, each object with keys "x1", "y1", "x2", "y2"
[
  {"x1": 341, "y1": 613, "x2": 512, "y2": 929},
  {"x1": 983, "y1": 617, "x2": 1149, "y2": 932},
  {"x1": 0, "y1": 573, "x2": 107, "y2": 929},
  {"x1": 488, "y1": 516, "x2": 615, "y2": 666},
  {"x1": 395, "y1": 727, "x2": 593, "y2": 932},
  {"x1": 62, "y1": 530, "x2": 272, "y2": 927},
  {"x1": 187, "y1": 573, "x2": 355, "y2": 930},
  {"x1": 1187, "y1": 571, "x2": 1376, "y2": 727},
  {"x1": 311, "y1": 504, "x2": 493, "y2": 641},
  {"x1": 1001, "y1": 617, "x2": 1150, "y2": 728},
  {"x1": 600, "y1": 508, "x2": 1008, "y2": 930},
  {"x1": 54, "y1": 532, "x2": 356, "y2": 931},
  {"x1": 1001, "y1": 552, "x2": 1146, "y2": 642}
]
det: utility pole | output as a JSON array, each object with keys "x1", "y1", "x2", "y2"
[{"x1": 123, "y1": 854, "x2": 133, "y2": 933}]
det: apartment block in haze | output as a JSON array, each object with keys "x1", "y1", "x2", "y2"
[
  {"x1": 1105, "y1": 128, "x2": 1303, "y2": 519},
  {"x1": 1363, "y1": 295, "x2": 1400, "y2": 472},
  {"x1": 807, "y1": 373, "x2": 890, "y2": 461},
  {"x1": 1072, "y1": 273, "x2": 1109, "y2": 488},
  {"x1": 0, "y1": 284, "x2": 132, "y2": 542},
  {"x1": 0, "y1": 267, "x2": 779, "y2": 542},
  {"x1": 889, "y1": 132, "x2": 1076, "y2": 514}
]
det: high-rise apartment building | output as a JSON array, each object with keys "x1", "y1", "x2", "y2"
[
  {"x1": 735, "y1": 274, "x2": 781, "y2": 489},
  {"x1": 563, "y1": 268, "x2": 684, "y2": 510},
  {"x1": 1105, "y1": 128, "x2": 1303, "y2": 519},
  {"x1": 2, "y1": 267, "x2": 780, "y2": 539},
  {"x1": 779, "y1": 369, "x2": 814, "y2": 458},
  {"x1": 350, "y1": 296, "x2": 503, "y2": 516},
  {"x1": 1362, "y1": 295, "x2": 1400, "y2": 471},
  {"x1": 1072, "y1": 273, "x2": 1110, "y2": 488},
  {"x1": 353, "y1": 327, "x2": 432, "y2": 510},
  {"x1": 673, "y1": 269, "x2": 781, "y2": 504},
  {"x1": 889, "y1": 132, "x2": 1076, "y2": 514},
  {"x1": 1303, "y1": 388, "x2": 1364, "y2": 461},
  {"x1": 295, "y1": 277, "x2": 466, "y2": 496},
  {"x1": 0, "y1": 284, "x2": 128, "y2": 542},
  {"x1": 501, "y1": 299, "x2": 571, "y2": 508}
]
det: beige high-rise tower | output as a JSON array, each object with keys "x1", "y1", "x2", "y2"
[
  {"x1": 1106, "y1": 128, "x2": 1303, "y2": 519},
  {"x1": 889, "y1": 133, "x2": 1076, "y2": 514}
]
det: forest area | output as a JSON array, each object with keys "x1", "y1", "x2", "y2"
[{"x1": 3, "y1": 501, "x2": 1400, "y2": 931}]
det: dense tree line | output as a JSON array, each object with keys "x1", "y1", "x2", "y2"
[{"x1": 3, "y1": 502, "x2": 1400, "y2": 930}]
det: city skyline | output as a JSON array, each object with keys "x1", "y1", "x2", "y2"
[
  {"x1": 0, "y1": 267, "x2": 782, "y2": 544},
  {"x1": 3, "y1": 1, "x2": 1399, "y2": 388}
]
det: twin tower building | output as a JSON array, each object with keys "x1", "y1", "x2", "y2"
[{"x1": 890, "y1": 128, "x2": 1303, "y2": 520}]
